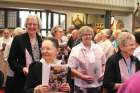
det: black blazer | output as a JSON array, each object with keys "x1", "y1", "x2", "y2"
[
  {"x1": 103, "y1": 51, "x2": 140, "y2": 93},
  {"x1": 24, "y1": 62, "x2": 71, "y2": 93},
  {"x1": 8, "y1": 33, "x2": 42, "y2": 87}
]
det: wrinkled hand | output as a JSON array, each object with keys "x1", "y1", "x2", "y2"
[
  {"x1": 80, "y1": 69, "x2": 87, "y2": 74},
  {"x1": 81, "y1": 74, "x2": 94, "y2": 83},
  {"x1": 23, "y1": 67, "x2": 28, "y2": 75},
  {"x1": 115, "y1": 83, "x2": 123, "y2": 90},
  {"x1": 98, "y1": 74, "x2": 104, "y2": 82},
  {"x1": 59, "y1": 83, "x2": 70, "y2": 92},
  {"x1": 34, "y1": 85, "x2": 50, "y2": 93}
]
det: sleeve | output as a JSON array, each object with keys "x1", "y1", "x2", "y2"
[
  {"x1": 68, "y1": 56, "x2": 80, "y2": 69},
  {"x1": 24, "y1": 63, "x2": 37, "y2": 93},
  {"x1": 103, "y1": 57, "x2": 117, "y2": 91},
  {"x1": 8, "y1": 36, "x2": 24, "y2": 75}
]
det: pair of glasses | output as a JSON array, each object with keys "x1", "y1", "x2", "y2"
[
  {"x1": 27, "y1": 23, "x2": 38, "y2": 26},
  {"x1": 82, "y1": 34, "x2": 92, "y2": 36}
]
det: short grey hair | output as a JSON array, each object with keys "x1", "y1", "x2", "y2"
[
  {"x1": 117, "y1": 32, "x2": 135, "y2": 47},
  {"x1": 24, "y1": 15, "x2": 42, "y2": 30},
  {"x1": 101, "y1": 29, "x2": 112, "y2": 37},
  {"x1": 51, "y1": 25, "x2": 63, "y2": 36},
  {"x1": 79, "y1": 26, "x2": 94, "y2": 37}
]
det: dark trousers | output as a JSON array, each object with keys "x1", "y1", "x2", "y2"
[
  {"x1": 5, "y1": 76, "x2": 25, "y2": 93},
  {"x1": 75, "y1": 86, "x2": 102, "y2": 93},
  {"x1": 5, "y1": 76, "x2": 16, "y2": 93}
]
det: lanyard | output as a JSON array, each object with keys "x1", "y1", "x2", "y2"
[{"x1": 122, "y1": 57, "x2": 132, "y2": 75}]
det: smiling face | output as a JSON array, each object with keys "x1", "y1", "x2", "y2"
[
  {"x1": 79, "y1": 26, "x2": 94, "y2": 47},
  {"x1": 118, "y1": 32, "x2": 136, "y2": 57},
  {"x1": 41, "y1": 39, "x2": 58, "y2": 63},
  {"x1": 119, "y1": 39, "x2": 136, "y2": 57},
  {"x1": 26, "y1": 16, "x2": 40, "y2": 35},
  {"x1": 81, "y1": 31, "x2": 93, "y2": 45},
  {"x1": 53, "y1": 26, "x2": 64, "y2": 40}
]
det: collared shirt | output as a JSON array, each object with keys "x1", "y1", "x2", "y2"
[
  {"x1": 119, "y1": 57, "x2": 136, "y2": 82},
  {"x1": 68, "y1": 42, "x2": 106, "y2": 88},
  {"x1": 32, "y1": 40, "x2": 40, "y2": 61}
]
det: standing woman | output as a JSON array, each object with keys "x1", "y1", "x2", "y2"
[
  {"x1": 51, "y1": 25, "x2": 69, "y2": 63},
  {"x1": 8, "y1": 15, "x2": 42, "y2": 93},
  {"x1": 103, "y1": 32, "x2": 140, "y2": 93},
  {"x1": 68, "y1": 26, "x2": 106, "y2": 93}
]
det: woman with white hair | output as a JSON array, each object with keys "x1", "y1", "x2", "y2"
[
  {"x1": 68, "y1": 26, "x2": 106, "y2": 93},
  {"x1": 103, "y1": 32, "x2": 140, "y2": 93},
  {"x1": 8, "y1": 15, "x2": 42, "y2": 93},
  {"x1": 24, "y1": 37, "x2": 70, "y2": 93}
]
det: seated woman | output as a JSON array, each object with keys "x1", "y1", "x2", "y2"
[{"x1": 24, "y1": 37, "x2": 70, "y2": 93}]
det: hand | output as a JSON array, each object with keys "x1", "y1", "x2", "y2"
[
  {"x1": 23, "y1": 67, "x2": 28, "y2": 75},
  {"x1": 34, "y1": 85, "x2": 50, "y2": 93},
  {"x1": 115, "y1": 83, "x2": 123, "y2": 90},
  {"x1": 1, "y1": 43, "x2": 6, "y2": 51},
  {"x1": 80, "y1": 69, "x2": 87, "y2": 74},
  {"x1": 59, "y1": 83, "x2": 70, "y2": 92},
  {"x1": 98, "y1": 74, "x2": 104, "y2": 82},
  {"x1": 81, "y1": 74, "x2": 94, "y2": 83}
]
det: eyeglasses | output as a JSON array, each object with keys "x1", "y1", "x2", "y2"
[
  {"x1": 82, "y1": 33, "x2": 92, "y2": 36},
  {"x1": 41, "y1": 47, "x2": 56, "y2": 52},
  {"x1": 27, "y1": 23, "x2": 38, "y2": 26}
]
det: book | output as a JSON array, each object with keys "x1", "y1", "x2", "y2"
[{"x1": 48, "y1": 64, "x2": 68, "y2": 92}]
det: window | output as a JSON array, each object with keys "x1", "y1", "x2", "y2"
[
  {"x1": 19, "y1": 11, "x2": 29, "y2": 28},
  {"x1": 53, "y1": 13, "x2": 59, "y2": 27},
  {"x1": 60, "y1": 14, "x2": 66, "y2": 29},
  {"x1": 7, "y1": 11, "x2": 17, "y2": 28},
  {"x1": 48, "y1": 13, "x2": 51, "y2": 30},
  {"x1": 0, "y1": 11, "x2": 5, "y2": 28},
  {"x1": 42, "y1": 12, "x2": 46, "y2": 29},
  {"x1": 0, "y1": 8, "x2": 67, "y2": 36}
]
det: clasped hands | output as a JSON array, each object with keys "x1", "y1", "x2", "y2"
[{"x1": 34, "y1": 83, "x2": 70, "y2": 93}]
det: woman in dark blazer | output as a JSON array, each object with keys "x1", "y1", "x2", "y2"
[
  {"x1": 103, "y1": 32, "x2": 140, "y2": 93},
  {"x1": 24, "y1": 37, "x2": 70, "y2": 93},
  {"x1": 8, "y1": 15, "x2": 42, "y2": 93}
]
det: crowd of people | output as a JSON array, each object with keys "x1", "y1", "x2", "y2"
[{"x1": 0, "y1": 14, "x2": 140, "y2": 93}]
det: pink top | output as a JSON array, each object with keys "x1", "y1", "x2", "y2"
[{"x1": 118, "y1": 71, "x2": 140, "y2": 93}]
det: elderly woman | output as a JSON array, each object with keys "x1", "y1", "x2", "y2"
[
  {"x1": 51, "y1": 25, "x2": 65, "y2": 45},
  {"x1": 24, "y1": 37, "x2": 70, "y2": 93},
  {"x1": 68, "y1": 26, "x2": 106, "y2": 93},
  {"x1": 51, "y1": 25, "x2": 69, "y2": 63},
  {"x1": 8, "y1": 15, "x2": 42, "y2": 93},
  {"x1": 103, "y1": 32, "x2": 140, "y2": 93}
]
